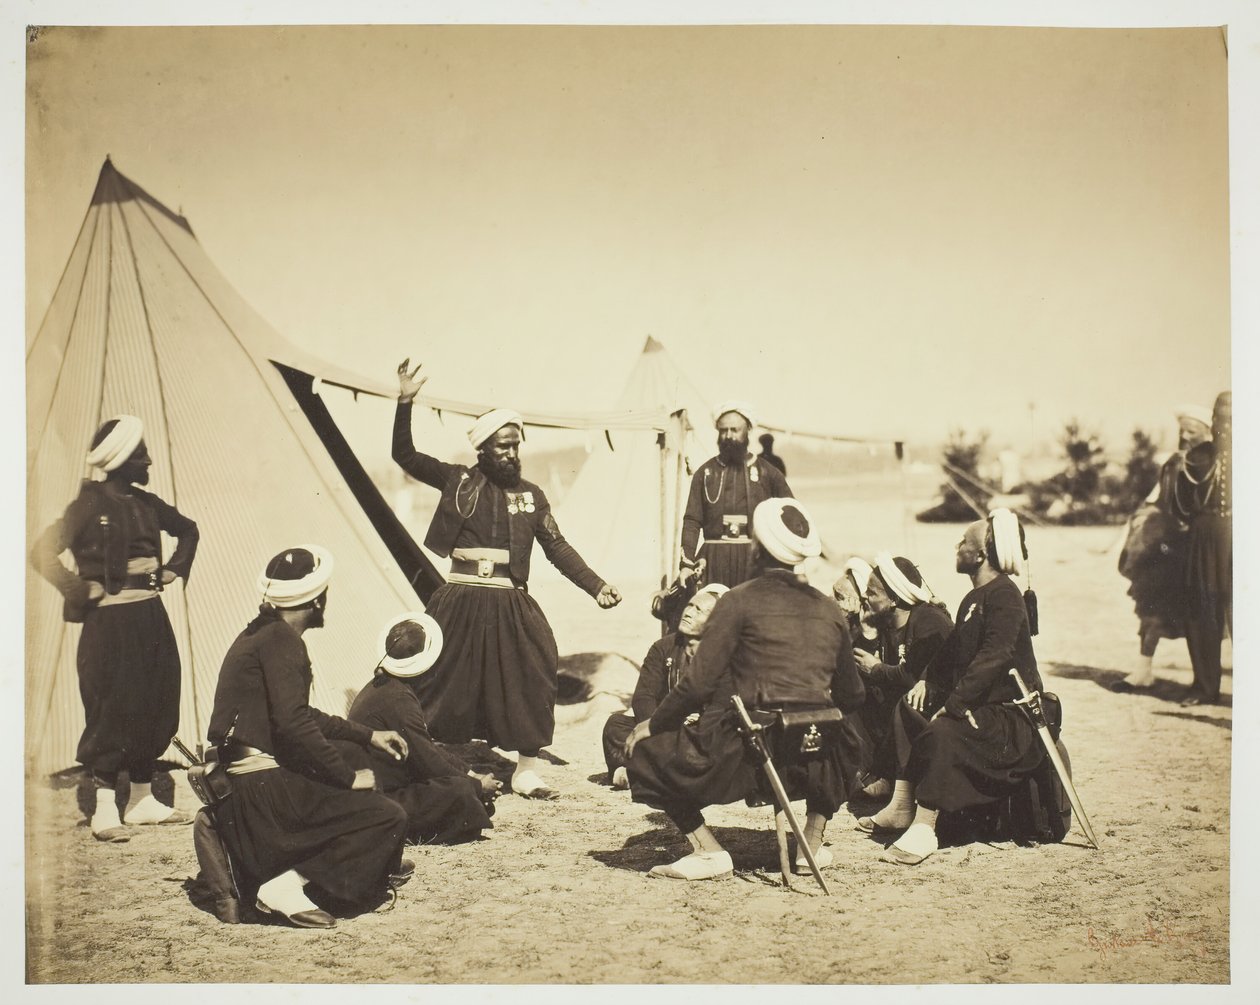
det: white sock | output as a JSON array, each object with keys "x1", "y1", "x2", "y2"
[
  {"x1": 257, "y1": 870, "x2": 318, "y2": 916},
  {"x1": 513, "y1": 755, "x2": 539, "y2": 779},
  {"x1": 124, "y1": 782, "x2": 175, "y2": 824},
  {"x1": 803, "y1": 812, "x2": 827, "y2": 853},
  {"x1": 1124, "y1": 655, "x2": 1154, "y2": 685},
  {"x1": 895, "y1": 805, "x2": 940, "y2": 858},
  {"x1": 91, "y1": 787, "x2": 122, "y2": 833},
  {"x1": 870, "y1": 780, "x2": 915, "y2": 829}
]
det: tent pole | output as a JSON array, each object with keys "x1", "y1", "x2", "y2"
[
  {"x1": 658, "y1": 428, "x2": 669, "y2": 588},
  {"x1": 671, "y1": 409, "x2": 688, "y2": 578}
]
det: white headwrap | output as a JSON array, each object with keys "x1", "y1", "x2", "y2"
[
  {"x1": 468, "y1": 408, "x2": 523, "y2": 450},
  {"x1": 872, "y1": 552, "x2": 933, "y2": 607},
  {"x1": 752, "y1": 498, "x2": 822, "y2": 566},
  {"x1": 713, "y1": 400, "x2": 756, "y2": 430},
  {"x1": 376, "y1": 611, "x2": 444, "y2": 678},
  {"x1": 844, "y1": 557, "x2": 873, "y2": 596},
  {"x1": 987, "y1": 508, "x2": 1025, "y2": 576},
  {"x1": 694, "y1": 582, "x2": 730, "y2": 602},
  {"x1": 1174, "y1": 404, "x2": 1212, "y2": 431},
  {"x1": 85, "y1": 415, "x2": 144, "y2": 475},
  {"x1": 257, "y1": 545, "x2": 335, "y2": 608}
]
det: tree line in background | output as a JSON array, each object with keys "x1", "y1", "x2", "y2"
[{"x1": 918, "y1": 422, "x2": 1162, "y2": 525}]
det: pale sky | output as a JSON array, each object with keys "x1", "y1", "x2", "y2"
[{"x1": 23, "y1": 15, "x2": 1235, "y2": 455}]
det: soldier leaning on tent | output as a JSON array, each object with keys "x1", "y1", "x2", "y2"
[{"x1": 30, "y1": 415, "x2": 198, "y2": 842}]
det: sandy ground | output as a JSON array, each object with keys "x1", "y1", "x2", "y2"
[{"x1": 24, "y1": 485, "x2": 1233, "y2": 985}]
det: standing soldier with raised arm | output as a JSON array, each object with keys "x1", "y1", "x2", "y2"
[{"x1": 392, "y1": 359, "x2": 622, "y2": 799}]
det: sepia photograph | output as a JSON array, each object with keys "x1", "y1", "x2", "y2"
[{"x1": 12, "y1": 0, "x2": 1256, "y2": 992}]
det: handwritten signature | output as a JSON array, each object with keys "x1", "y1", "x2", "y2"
[{"x1": 1086, "y1": 920, "x2": 1208, "y2": 960}]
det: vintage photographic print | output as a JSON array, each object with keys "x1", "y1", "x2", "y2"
[{"x1": 15, "y1": 0, "x2": 1255, "y2": 991}]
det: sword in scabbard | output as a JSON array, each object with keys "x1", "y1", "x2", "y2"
[
  {"x1": 170, "y1": 735, "x2": 200, "y2": 765},
  {"x1": 731, "y1": 695, "x2": 831, "y2": 895},
  {"x1": 1008, "y1": 669, "x2": 1101, "y2": 850}
]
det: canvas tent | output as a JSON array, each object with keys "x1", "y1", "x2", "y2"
[
  {"x1": 26, "y1": 159, "x2": 673, "y2": 776},
  {"x1": 548, "y1": 337, "x2": 709, "y2": 589}
]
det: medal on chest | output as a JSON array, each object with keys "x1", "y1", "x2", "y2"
[
  {"x1": 963, "y1": 602, "x2": 978, "y2": 623},
  {"x1": 506, "y1": 491, "x2": 536, "y2": 515}
]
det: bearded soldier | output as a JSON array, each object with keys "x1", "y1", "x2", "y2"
[
  {"x1": 392, "y1": 359, "x2": 622, "y2": 799},
  {"x1": 679, "y1": 403, "x2": 792, "y2": 589}
]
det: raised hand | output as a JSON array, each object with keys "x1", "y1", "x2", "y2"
[{"x1": 396, "y1": 357, "x2": 429, "y2": 402}]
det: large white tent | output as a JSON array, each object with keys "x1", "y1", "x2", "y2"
[{"x1": 26, "y1": 160, "x2": 671, "y2": 775}]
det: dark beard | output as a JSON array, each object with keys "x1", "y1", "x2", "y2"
[
  {"x1": 479, "y1": 455, "x2": 522, "y2": 489},
  {"x1": 869, "y1": 605, "x2": 899, "y2": 630},
  {"x1": 717, "y1": 438, "x2": 748, "y2": 465}
]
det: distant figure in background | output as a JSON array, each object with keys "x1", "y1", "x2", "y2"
[
  {"x1": 30, "y1": 415, "x2": 198, "y2": 842},
  {"x1": 602, "y1": 583, "x2": 728, "y2": 789},
  {"x1": 392, "y1": 359, "x2": 622, "y2": 800},
  {"x1": 758, "y1": 432, "x2": 787, "y2": 476},
  {"x1": 340, "y1": 612, "x2": 499, "y2": 844},
  {"x1": 1173, "y1": 392, "x2": 1231, "y2": 707},
  {"x1": 1113, "y1": 405, "x2": 1212, "y2": 693},
  {"x1": 680, "y1": 402, "x2": 793, "y2": 589}
]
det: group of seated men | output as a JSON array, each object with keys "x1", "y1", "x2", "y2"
[{"x1": 602, "y1": 498, "x2": 1047, "y2": 881}]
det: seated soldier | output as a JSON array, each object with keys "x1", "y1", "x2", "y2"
[
  {"x1": 857, "y1": 510, "x2": 1046, "y2": 866},
  {"x1": 833, "y1": 557, "x2": 883, "y2": 656},
  {"x1": 207, "y1": 546, "x2": 412, "y2": 929},
  {"x1": 625, "y1": 498, "x2": 868, "y2": 881},
  {"x1": 853, "y1": 553, "x2": 953, "y2": 799},
  {"x1": 339, "y1": 612, "x2": 500, "y2": 844},
  {"x1": 602, "y1": 583, "x2": 729, "y2": 789}
]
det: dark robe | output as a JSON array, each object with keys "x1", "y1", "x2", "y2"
[
  {"x1": 207, "y1": 615, "x2": 406, "y2": 909},
  {"x1": 628, "y1": 571, "x2": 868, "y2": 833},
  {"x1": 1118, "y1": 453, "x2": 1190, "y2": 654},
  {"x1": 680, "y1": 454, "x2": 792, "y2": 587},
  {"x1": 602, "y1": 632, "x2": 696, "y2": 773},
  {"x1": 858, "y1": 602, "x2": 955, "y2": 781},
  {"x1": 342, "y1": 674, "x2": 493, "y2": 844},
  {"x1": 890, "y1": 575, "x2": 1045, "y2": 812},
  {"x1": 392, "y1": 401, "x2": 606, "y2": 752},
  {"x1": 1174, "y1": 433, "x2": 1231, "y2": 701},
  {"x1": 30, "y1": 480, "x2": 198, "y2": 780}
]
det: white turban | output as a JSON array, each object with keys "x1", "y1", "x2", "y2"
[
  {"x1": 1174, "y1": 404, "x2": 1212, "y2": 431},
  {"x1": 713, "y1": 400, "x2": 756, "y2": 430},
  {"x1": 376, "y1": 611, "x2": 444, "y2": 678},
  {"x1": 872, "y1": 552, "x2": 933, "y2": 607},
  {"x1": 468, "y1": 408, "x2": 523, "y2": 450},
  {"x1": 85, "y1": 415, "x2": 144, "y2": 474},
  {"x1": 844, "y1": 557, "x2": 873, "y2": 596},
  {"x1": 752, "y1": 498, "x2": 822, "y2": 566},
  {"x1": 695, "y1": 582, "x2": 730, "y2": 602},
  {"x1": 987, "y1": 508, "x2": 1025, "y2": 576},
  {"x1": 257, "y1": 545, "x2": 335, "y2": 608}
]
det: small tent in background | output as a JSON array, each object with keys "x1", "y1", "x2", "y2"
[
  {"x1": 25, "y1": 159, "x2": 442, "y2": 776},
  {"x1": 548, "y1": 337, "x2": 710, "y2": 589}
]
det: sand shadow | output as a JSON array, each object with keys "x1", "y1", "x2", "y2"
[
  {"x1": 589, "y1": 821, "x2": 809, "y2": 877},
  {"x1": 1045, "y1": 661, "x2": 1204, "y2": 705},
  {"x1": 1152, "y1": 709, "x2": 1233, "y2": 729}
]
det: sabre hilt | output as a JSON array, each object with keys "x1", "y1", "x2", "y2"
[
  {"x1": 1008, "y1": 668, "x2": 1047, "y2": 730},
  {"x1": 170, "y1": 735, "x2": 200, "y2": 765}
]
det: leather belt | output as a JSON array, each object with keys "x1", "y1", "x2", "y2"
[
  {"x1": 449, "y1": 557, "x2": 513, "y2": 580},
  {"x1": 706, "y1": 537, "x2": 752, "y2": 545},
  {"x1": 95, "y1": 572, "x2": 163, "y2": 592}
]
